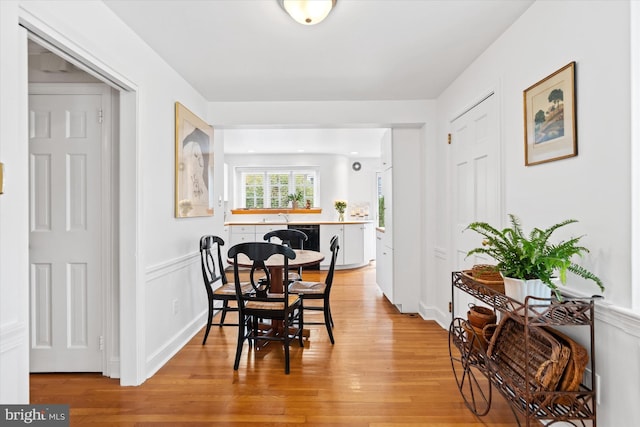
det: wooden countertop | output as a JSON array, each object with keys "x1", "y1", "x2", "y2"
[
  {"x1": 225, "y1": 220, "x2": 374, "y2": 226},
  {"x1": 230, "y1": 208, "x2": 322, "y2": 215}
]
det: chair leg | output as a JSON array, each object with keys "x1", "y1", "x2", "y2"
[
  {"x1": 202, "y1": 300, "x2": 214, "y2": 345},
  {"x1": 233, "y1": 314, "x2": 246, "y2": 371},
  {"x1": 219, "y1": 300, "x2": 230, "y2": 326},
  {"x1": 283, "y1": 318, "x2": 291, "y2": 374},
  {"x1": 247, "y1": 316, "x2": 256, "y2": 349},
  {"x1": 298, "y1": 305, "x2": 304, "y2": 347},
  {"x1": 324, "y1": 304, "x2": 334, "y2": 344}
]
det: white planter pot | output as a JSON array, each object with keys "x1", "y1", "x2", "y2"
[{"x1": 502, "y1": 276, "x2": 555, "y2": 305}]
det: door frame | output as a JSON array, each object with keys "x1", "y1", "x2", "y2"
[
  {"x1": 18, "y1": 8, "x2": 146, "y2": 385},
  {"x1": 448, "y1": 88, "x2": 504, "y2": 318},
  {"x1": 28, "y1": 82, "x2": 114, "y2": 375}
]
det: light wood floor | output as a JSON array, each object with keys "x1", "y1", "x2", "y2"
[{"x1": 30, "y1": 263, "x2": 520, "y2": 426}]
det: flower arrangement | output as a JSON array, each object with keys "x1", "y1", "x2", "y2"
[
  {"x1": 334, "y1": 200, "x2": 347, "y2": 213},
  {"x1": 334, "y1": 200, "x2": 347, "y2": 221}
]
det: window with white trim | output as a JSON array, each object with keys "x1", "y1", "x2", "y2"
[{"x1": 239, "y1": 169, "x2": 317, "y2": 208}]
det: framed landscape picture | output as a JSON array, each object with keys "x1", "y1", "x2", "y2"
[
  {"x1": 523, "y1": 61, "x2": 577, "y2": 166},
  {"x1": 175, "y1": 102, "x2": 214, "y2": 218}
]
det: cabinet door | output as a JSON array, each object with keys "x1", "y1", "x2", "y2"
[
  {"x1": 343, "y1": 224, "x2": 365, "y2": 266},
  {"x1": 229, "y1": 232, "x2": 254, "y2": 248},
  {"x1": 255, "y1": 224, "x2": 285, "y2": 241},
  {"x1": 376, "y1": 241, "x2": 393, "y2": 302},
  {"x1": 320, "y1": 224, "x2": 344, "y2": 267},
  {"x1": 363, "y1": 222, "x2": 375, "y2": 262},
  {"x1": 229, "y1": 225, "x2": 256, "y2": 248}
]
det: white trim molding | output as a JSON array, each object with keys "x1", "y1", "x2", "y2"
[
  {"x1": 146, "y1": 252, "x2": 199, "y2": 283},
  {"x1": 631, "y1": 0, "x2": 640, "y2": 312},
  {"x1": 0, "y1": 322, "x2": 26, "y2": 355}
]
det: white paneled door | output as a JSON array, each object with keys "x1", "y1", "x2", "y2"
[
  {"x1": 29, "y1": 91, "x2": 104, "y2": 372},
  {"x1": 451, "y1": 93, "x2": 501, "y2": 318}
]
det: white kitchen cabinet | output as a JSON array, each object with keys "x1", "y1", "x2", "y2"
[
  {"x1": 376, "y1": 230, "x2": 393, "y2": 301},
  {"x1": 228, "y1": 225, "x2": 256, "y2": 248},
  {"x1": 229, "y1": 224, "x2": 288, "y2": 248},
  {"x1": 343, "y1": 223, "x2": 365, "y2": 266},
  {"x1": 229, "y1": 222, "x2": 373, "y2": 270},
  {"x1": 363, "y1": 222, "x2": 375, "y2": 262},
  {"x1": 255, "y1": 224, "x2": 285, "y2": 240},
  {"x1": 319, "y1": 222, "x2": 373, "y2": 269},
  {"x1": 375, "y1": 128, "x2": 421, "y2": 313},
  {"x1": 320, "y1": 224, "x2": 344, "y2": 267}
]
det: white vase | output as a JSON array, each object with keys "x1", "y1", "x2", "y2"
[{"x1": 502, "y1": 276, "x2": 555, "y2": 305}]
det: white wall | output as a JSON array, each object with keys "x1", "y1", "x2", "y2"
[
  {"x1": 432, "y1": 1, "x2": 639, "y2": 425},
  {"x1": 208, "y1": 100, "x2": 432, "y2": 127},
  {"x1": 0, "y1": 1, "x2": 30, "y2": 404},
  {"x1": 0, "y1": 0, "x2": 227, "y2": 396},
  {"x1": 225, "y1": 152, "x2": 379, "y2": 222}
]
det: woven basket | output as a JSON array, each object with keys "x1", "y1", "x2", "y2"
[
  {"x1": 545, "y1": 327, "x2": 589, "y2": 404},
  {"x1": 488, "y1": 316, "x2": 571, "y2": 392},
  {"x1": 461, "y1": 265, "x2": 505, "y2": 295},
  {"x1": 472, "y1": 264, "x2": 503, "y2": 281}
]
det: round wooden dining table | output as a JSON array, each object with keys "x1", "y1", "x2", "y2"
[
  {"x1": 228, "y1": 248, "x2": 325, "y2": 343},
  {"x1": 228, "y1": 249, "x2": 325, "y2": 293}
]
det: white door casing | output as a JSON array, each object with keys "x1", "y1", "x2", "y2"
[
  {"x1": 29, "y1": 85, "x2": 110, "y2": 372},
  {"x1": 451, "y1": 93, "x2": 501, "y2": 318}
]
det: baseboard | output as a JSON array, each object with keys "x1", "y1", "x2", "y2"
[
  {"x1": 145, "y1": 311, "x2": 207, "y2": 380},
  {"x1": 419, "y1": 302, "x2": 451, "y2": 330}
]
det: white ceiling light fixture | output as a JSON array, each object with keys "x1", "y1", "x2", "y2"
[{"x1": 280, "y1": 0, "x2": 337, "y2": 26}]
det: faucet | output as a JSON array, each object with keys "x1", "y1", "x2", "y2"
[{"x1": 278, "y1": 213, "x2": 290, "y2": 223}]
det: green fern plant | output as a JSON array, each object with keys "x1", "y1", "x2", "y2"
[
  {"x1": 286, "y1": 190, "x2": 304, "y2": 207},
  {"x1": 465, "y1": 214, "x2": 604, "y2": 299}
]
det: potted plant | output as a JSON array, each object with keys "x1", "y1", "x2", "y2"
[
  {"x1": 287, "y1": 190, "x2": 304, "y2": 209},
  {"x1": 334, "y1": 200, "x2": 347, "y2": 221},
  {"x1": 465, "y1": 214, "x2": 604, "y2": 302}
]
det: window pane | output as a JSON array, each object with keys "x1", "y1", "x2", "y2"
[
  {"x1": 240, "y1": 169, "x2": 317, "y2": 208},
  {"x1": 294, "y1": 173, "x2": 315, "y2": 206},
  {"x1": 269, "y1": 173, "x2": 289, "y2": 208},
  {"x1": 244, "y1": 173, "x2": 264, "y2": 208}
]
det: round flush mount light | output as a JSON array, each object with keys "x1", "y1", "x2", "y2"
[
  {"x1": 279, "y1": 0, "x2": 337, "y2": 25},
  {"x1": 352, "y1": 161, "x2": 362, "y2": 171}
]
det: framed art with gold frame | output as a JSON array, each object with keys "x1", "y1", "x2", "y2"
[
  {"x1": 175, "y1": 102, "x2": 214, "y2": 218},
  {"x1": 523, "y1": 61, "x2": 577, "y2": 166}
]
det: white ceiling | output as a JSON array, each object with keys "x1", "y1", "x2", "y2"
[{"x1": 103, "y1": 0, "x2": 533, "y2": 155}]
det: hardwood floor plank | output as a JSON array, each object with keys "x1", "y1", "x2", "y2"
[{"x1": 30, "y1": 263, "x2": 521, "y2": 425}]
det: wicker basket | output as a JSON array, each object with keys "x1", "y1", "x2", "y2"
[
  {"x1": 461, "y1": 265, "x2": 505, "y2": 295},
  {"x1": 472, "y1": 264, "x2": 503, "y2": 281},
  {"x1": 545, "y1": 327, "x2": 589, "y2": 404},
  {"x1": 488, "y1": 316, "x2": 571, "y2": 392}
]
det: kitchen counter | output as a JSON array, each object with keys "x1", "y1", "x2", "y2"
[
  {"x1": 225, "y1": 220, "x2": 373, "y2": 226},
  {"x1": 225, "y1": 221, "x2": 376, "y2": 269}
]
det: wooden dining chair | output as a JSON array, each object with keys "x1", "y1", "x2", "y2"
[
  {"x1": 228, "y1": 241, "x2": 304, "y2": 374},
  {"x1": 289, "y1": 235, "x2": 339, "y2": 344},
  {"x1": 263, "y1": 229, "x2": 309, "y2": 281},
  {"x1": 199, "y1": 235, "x2": 253, "y2": 345}
]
